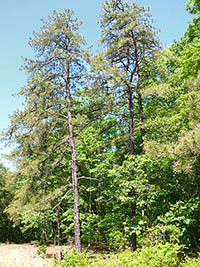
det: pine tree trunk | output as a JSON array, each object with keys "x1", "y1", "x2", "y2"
[
  {"x1": 128, "y1": 88, "x2": 137, "y2": 252},
  {"x1": 128, "y1": 89, "x2": 135, "y2": 155},
  {"x1": 65, "y1": 78, "x2": 81, "y2": 253},
  {"x1": 138, "y1": 92, "x2": 145, "y2": 153}
]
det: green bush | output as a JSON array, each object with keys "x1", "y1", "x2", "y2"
[
  {"x1": 107, "y1": 229, "x2": 127, "y2": 250},
  {"x1": 143, "y1": 224, "x2": 182, "y2": 246},
  {"x1": 115, "y1": 243, "x2": 182, "y2": 267},
  {"x1": 56, "y1": 249, "x2": 88, "y2": 267},
  {"x1": 89, "y1": 243, "x2": 182, "y2": 266},
  {"x1": 54, "y1": 242, "x2": 183, "y2": 266},
  {"x1": 181, "y1": 255, "x2": 200, "y2": 267},
  {"x1": 37, "y1": 244, "x2": 47, "y2": 258}
]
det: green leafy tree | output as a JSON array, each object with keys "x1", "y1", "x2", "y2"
[
  {"x1": 143, "y1": 48, "x2": 200, "y2": 251},
  {"x1": 0, "y1": 163, "x2": 10, "y2": 242}
]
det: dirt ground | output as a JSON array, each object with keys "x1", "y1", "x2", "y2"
[{"x1": 0, "y1": 244, "x2": 63, "y2": 267}]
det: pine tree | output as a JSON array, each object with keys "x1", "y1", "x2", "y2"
[
  {"x1": 97, "y1": 0, "x2": 160, "y2": 251},
  {"x1": 4, "y1": 10, "x2": 86, "y2": 252},
  {"x1": 99, "y1": 0, "x2": 159, "y2": 154}
]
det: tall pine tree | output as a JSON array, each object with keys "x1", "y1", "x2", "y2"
[
  {"x1": 4, "y1": 10, "x2": 87, "y2": 252},
  {"x1": 96, "y1": 0, "x2": 160, "y2": 251}
]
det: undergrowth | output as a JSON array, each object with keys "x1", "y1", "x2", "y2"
[{"x1": 52, "y1": 245, "x2": 200, "y2": 267}]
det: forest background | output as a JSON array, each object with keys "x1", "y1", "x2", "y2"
[{"x1": 1, "y1": 0, "x2": 200, "y2": 266}]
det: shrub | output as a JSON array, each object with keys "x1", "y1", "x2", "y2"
[
  {"x1": 181, "y1": 255, "x2": 200, "y2": 267},
  {"x1": 37, "y1": 244, "x2": 47, "y2": 258},
  {"x1": 115, "y1": 243, "x2": 182, "y2": 267},
  {"x1": 143, "y1": 224, "x2": 182, "y2": 246},
  {"x1": 55, "y1": 249, "x2": 88, "y2": 267},
  {"x1": 53, "y1": 242, "x2": 183, "y2": 266},
  {"x1": 107, "y1": 229, "x2": 127, "y2": 250}
]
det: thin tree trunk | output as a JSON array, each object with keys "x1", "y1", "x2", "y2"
[
  {"x1": 57, "y1": 218, "x2": 60, "y2": 246},
  {"x1": 138, "y1": 92, "x2": 145, "y2": 153},
  {"x1": 65, "y1": 78, "x2": 81, "y2": 253},
  {"x1": 52, "y1": 223, "x2": 57, "y2": 246},
  {"x1": 127, "y1": 87, "x2": 137, "y2": 251},
  {"x1": 41, "y1": 221, "x2": 47, "y2": 245},
  {"x1": 130, "y1": 201, "x2": 137, "y2": 251},
  {"x1": 128, "y1": 89, "x2": 135, "y2": 155}
]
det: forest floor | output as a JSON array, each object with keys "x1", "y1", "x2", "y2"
[{"x1": 0, "y1": 244, "x2": 63, "y2": 267}]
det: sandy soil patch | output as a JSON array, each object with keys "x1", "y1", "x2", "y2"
[{"x1": 0, "y1": 244, "x2": 57, "y2": 267}]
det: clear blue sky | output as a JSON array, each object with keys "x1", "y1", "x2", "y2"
[{"x1": 0, "y1": 0, "x2": 192, "y2": 164}]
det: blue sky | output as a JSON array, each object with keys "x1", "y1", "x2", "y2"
[{"x1": 0, "y1": 0, "x2": 192, "y2": 164}]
